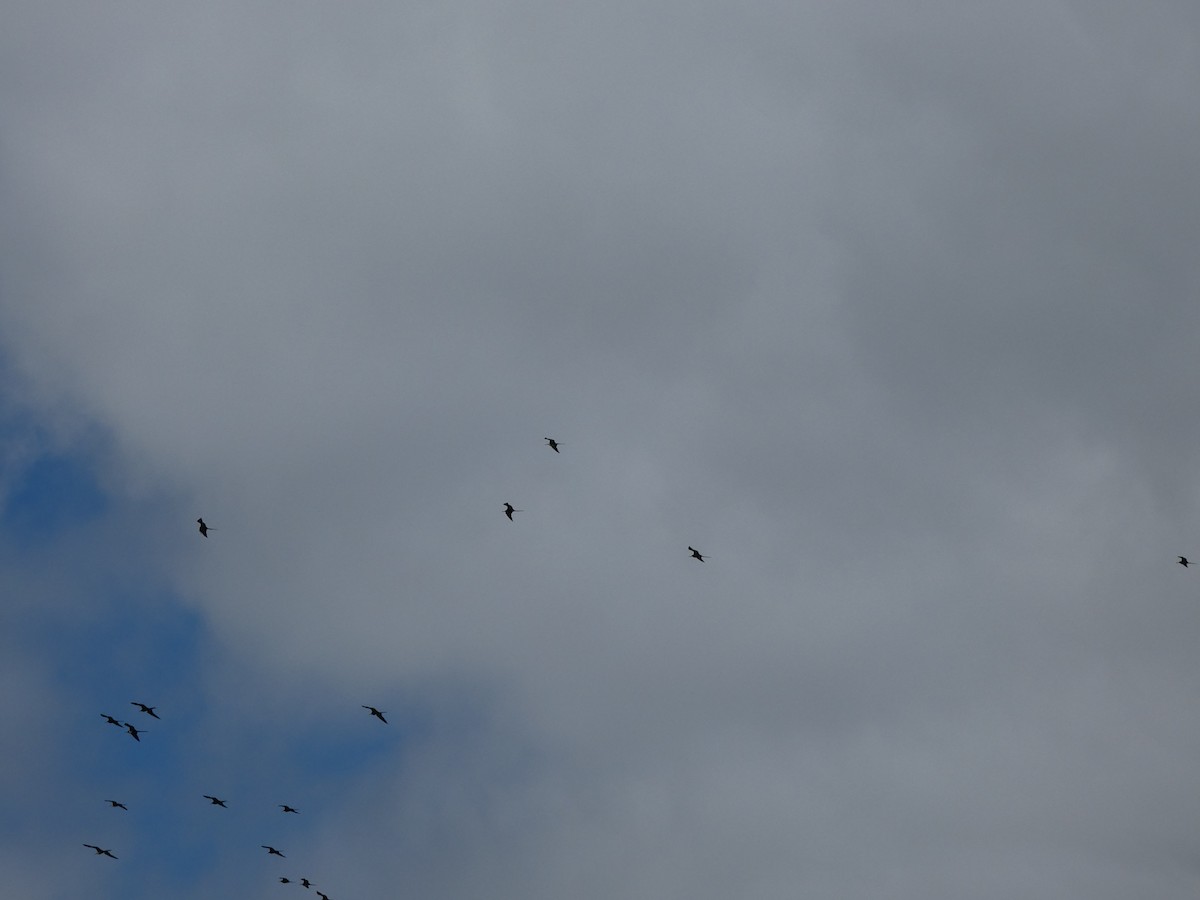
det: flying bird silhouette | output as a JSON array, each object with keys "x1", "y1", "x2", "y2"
[
  {"x1": 279, "y1": 804, "x2": 299, "y2": 814},
  {"x1": 503, "y1": 503, "x2": 522, "y2": 521},
  {"x1": 262, "y1": 845, "x2": 285, "y2": 857},
  {"x1": 316, "y1": 892, "x2": 330, "y2": 900},
  {"x1": 280, "y1": 877, "x2": 293, "y2": 884},
  {"x1": 101, "y1": 714, "x2": 123, "y2": 727},
  {"x1": 130, "y1": 701, "x2": 160, "y2": 719},
  {"x1": 301, "y1": 878, "x2": 313, "y2": 888},
  {"x1": 362, "y1": 705, "x2": 388, "y2": 724},
  {"x1": 688, "y1": 546, "x2": 708, "y2": 562},
  {"x1": 105, "y1": 800, "x2": 128, "y2": 810},
  {"x1": 83, "y1": 844, "x2": 118, "y2": 859},
  {"x1": 124, "y1": 722, "x2": 145, "y2": 742},
  {"x1": 203, "y1": 795, "x2": 227, "y2": 807},
  {"x1": 1179, "y1": 556, "x2": 1191, "y2": 567},
  {"x1": 544, "y1": 437, "x2": 561, "y2": 453},
  {"x1": 196, "y1": 517, "x2": 211, "y2": 537}
]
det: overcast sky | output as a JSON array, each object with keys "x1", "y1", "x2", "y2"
[{"x1": 3, "y1": 2, "x2": 1200, "y2": 898}]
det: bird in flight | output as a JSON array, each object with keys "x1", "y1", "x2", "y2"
[
  {"x1": 261, "y1": 845, "x2": 285, "y2": 857},
  {"x1": 279, "y1": 804, "x2": 299, "y2": 814},
  {"x1": 83, "y1": 844, "x2": 118, "y2": 859},
  {"x1": 504, "y1": 503, "x2": 522, "y2": 521},
  {"x1": 362, "y1": 705, "x2": 388, "y2": 724},
  {"x1": 124, "y1": 722, "x2": 146, "y2": 742},
  {"x1": 130, "y1": 701, "x2": 160, "y2": 719},
  {"x1": 544, "y1": 437, "x2": 561, "y2": 453},
  {"x1": 196, "y1": 517, "x2": 211, "y2": 537},
  {"x1": 1179, "y1": 556, "x2": 1191, "y2": 567},
  {"x1": 105, "y1": 800, "x2": 128, "y2": 810},
  {"x1": 301, "y1": 878, "x2": 313, "y2": 888},
  {"x1": 101, "y1": 714, "x2": 123, "y2": 727},
  {"x1": 688, "y1": 546, "x2": 708, "y2": 562},
  {"x1": 280, "y1": 877, "x2": 293, "y2": 884},
  {"x1": 203, "y1": 795, "x2": 228, "y2": 807},
  {"x1": 316, "y1": 892, "x2": 330, "y2": 900}
]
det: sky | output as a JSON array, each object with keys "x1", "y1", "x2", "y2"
[{"x1": 2, "y1": 1, "x2": 1200, "y2": 897}]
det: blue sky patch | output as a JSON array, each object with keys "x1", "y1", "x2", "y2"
[{"x1": 2, "y1": 449, "x2": 110, "y2": 543}]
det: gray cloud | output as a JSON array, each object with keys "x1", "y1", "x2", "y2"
[{"x1": 3, "y1": 1, "x2": 1200, "y2": 898}]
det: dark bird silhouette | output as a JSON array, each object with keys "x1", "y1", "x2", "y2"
[
  {"x1": 1179, "y1": 556, "x2": 1191, "y2": 567},
  {"x1": 83, "y1": 844, "x2": 118, "y2": 859},
  {"x1": 262, "y1": 845, "x2": 285, "y2": 857},
  {"x1": 316, "y1": 892, "x2": 330, "y2": 900},
  {"x1": 101, "y1": 714, "x2": 123, "y2": 726},
  {"x1": 362, "y1": 705, "x2": 388, "y2": 724},
  {"x1": 130, "y1": 701, "x2": 160, "y2": 719},
  {"x1": 124, "y1": 722, "x2": 145, "y2": 742},
  {"x1": 280, "y1": 877, "x2": 292, "y2": 884},
  {"x1": 105, "y1": 800, "x2": 128, "y2": 810},
  {"x1": 203, "y1": 795, "x2": 227, "y2": 807},
  {"x1": 688, "y1": 546, "x2": 708, "y2": 562},
  {"x1": 301, "y1": 878, "x2": 313, "y2": 888},
  {"x1": 279, "y1": 804, "x2": 299, "y2": 814},
  {"x1": 544, "y1": 437, "x2": 561, "y2": 453},
  {"x1": 197, "y1": 517, "x2": 210, "y2": 537},
  {"x1": 503, "y1": 503, "x2": 522, "y2": 521}
]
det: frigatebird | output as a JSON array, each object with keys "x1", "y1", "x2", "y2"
[
  {"x1": 279, "y1": 804, "x2": 299, "y2": 814},
  {"x1": 688, "y1": 546, "x2": 708, "y2": 562},
  {"x1": 124, "y1": 722, "x2": 145, "y2": 742},
  {"x1": 203, "y1": 795, "x2": 228, "y2": 807},
  {"x1": 1179, "y1": 556, "x2": 1191, "y2": 567},
  {"x1": 105, "y1": 800, "x2": 128, "y2": 810},
  {"x1": 101, "y1": 714, "x2": 123, "y2": 727},
  {"x1": 261, "y1": 845, "x2": 285, "y2": 857},
  {"x1": 130, "y1": 701, "x2": 160, "y2": 719},
  {"x1": 83, "y1": 844, "x2": 118, "y2": 859},
  {"x1": 197, "y1": 517, "x2": 210, "y2": 537},
  {"x1": 362, "y1": 705, "x2": 388, "y2": 724},
  {"x1": 503, "y1": 503, "x2": 522, "y2": 521},
  {"x1": 544, "y1": 437, "x2": 561, "y2": 453}
]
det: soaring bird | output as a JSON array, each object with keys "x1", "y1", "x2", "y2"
[
  {"x1": 105, "y1": 800, "x2": 128, "y2": 810},
  {"x1": 261, "y1": 845, "x2": 285, "y2": 857},
  {"x1": 544, "y1": 437, "x2": 561, "y2": 453},
  {"x1": 130, "y1": 701, "x2": 160, "y2": 719},
  {"x1": 83, "y1": 844, "x2": 118, "y2": 859},
  {"x1": 124, "y1": 722, "x2": 145, "y2": 742},
  {"x1": 316, "y1": 892, "x2": 330, "y2": 900},
  {"x1": 101, "y1": 714, "x2": 123, "y2": 727},
  {"x1": 362, "y1": 705, "x2": 388, "y2": 724},
  {"x1": 279, "y1": 804, "x2": 299, "y2": 814},
  {"x1": 1179, "y1": 556, "x2": 1191, "y2": 567},
  {"x1": 688, "y1": 546, "x2": 708, "y2": 562},
  {"x1": 503, "y1": 503, "x2": 522, "y2": 521},
  {"x1": 280, "y1": 877, "x2": 293, "y2": 884},
  {"x1": 301, "y1": 878, "x2": 313, "y2": 888},
  {"x1": 203, "y1": 795, "x2": 228, "y2": 807},
  {"x1": 196, "y1": 518, "x2": 210, "y2": 537}
]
